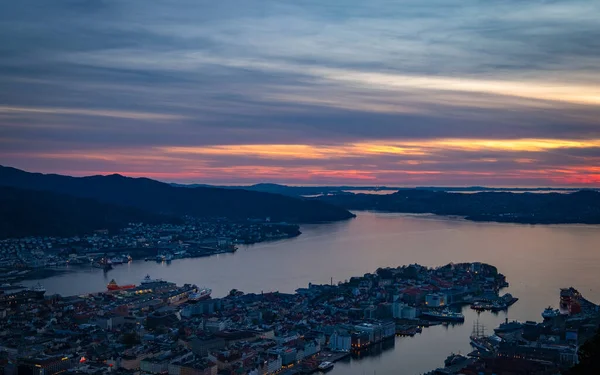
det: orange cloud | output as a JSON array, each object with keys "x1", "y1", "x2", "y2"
[{"x1": 5, "y1": 137, "x2": 600, "y2": 186}]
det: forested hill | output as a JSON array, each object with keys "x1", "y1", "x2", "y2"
[
  {"x1": 0, "y1": 186, "x2": 180, "y2": 238},
  {"x1": 316, "y1": 189, "x2": 600, "y2": 224},
  {"x1": 0, "y1": 166, "x2": 355, "y2": 224}
]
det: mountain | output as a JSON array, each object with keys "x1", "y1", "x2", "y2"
[
  {"x1": 316, "y1": 189, "x2": 600, "y2": 224},
  {"x1": 0, "y1": 186, "x2": 179, "y2": 238},
  {"x1": 172, "y1": 183, "x2": 391, "y2": 196},
  {"x1": 172, "y1": 183, "x2": 583, "y2": 197},
  {"x1": 0, "y1": 166, "x2": 355, "y2": 223}
]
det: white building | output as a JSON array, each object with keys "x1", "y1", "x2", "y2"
[
  {"x1": 425, "y1": 293, "x2": 447, "y2": 307},
  {"x1": 329, "y1": 330, "x2": 351, "y2": 352}
]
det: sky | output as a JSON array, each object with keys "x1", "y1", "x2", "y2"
[{"x1": 1, "y1": 0, "x2": 599, "y2": 186}]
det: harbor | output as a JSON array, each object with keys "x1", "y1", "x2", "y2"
[
  {"x1": 425, "y1": 287, "x2": 600, "y2": 374},
  {"x1": 1, "y1": 261, "x2": 521, "y2": 375},
  {"x1": 9, "y1": 212, "x2": 600, "y2": 374}
]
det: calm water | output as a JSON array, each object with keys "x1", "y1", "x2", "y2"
[{"x1": 23, "y1": 212, "x2": 600, "y2": 375}]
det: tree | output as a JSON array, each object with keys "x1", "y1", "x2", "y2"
[
  {"x1": 567, "y1": 329, "x2": 600, "y2": 375},
  {"x1": 121, "y1": 332, "x2": 140, "y2": 347}
]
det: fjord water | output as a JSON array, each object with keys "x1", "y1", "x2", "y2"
[{"x1": 24, "y1": 212, "x2": 600, "y2": 374}]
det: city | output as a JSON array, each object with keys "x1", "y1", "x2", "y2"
[
  {"x1": 2, "y1": 0, "x2": 600, "y2": 374},
  {"x1": 0, "y1": 219, "x2": 300, "y2": 284},
  {"x1": 3, "y1": 261, "x2": 572, "y2": 375}
]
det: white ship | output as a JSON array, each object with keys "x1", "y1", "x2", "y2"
[
  {"x1": 542, "y1": 306, "x2": 562, "y2": 319},
  {"x1": 141, "y1": 274, "x2": 165, "y2": 285},
  {"x1": 317, "y1": 361, "x2": 334, "y2": 371},
  {"x1": 30, "y1": 283, "x2": 46, "y2": 298},
  {"x1": 189, "y1": 287, "x2": 212, "y2": 301}
]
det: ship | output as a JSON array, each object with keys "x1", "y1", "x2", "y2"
[
  {"x1": 444, "y1": 353, "x2": 468, "y2": 367},
  {"x1": 489, "y1": 301, "x2": 509, "y2": 312},
  {"x1": 542, "y1": 306, "x2": 562, "y2": 320},
  {"x1": 470, "y1": 301, "x2": 494, "y2": 311},
  {"x1": 470, "y1": 321, "x2": 494, "y2": 353},
  {"x1": 501, "y1": 293, "x2": 519, "y2": 306},
  {"x1": 421, "y1": 308, "x2": 465, "y2": 322},
  {"x1": 317, "y1": 361, "x2": 334, "y2": 371},
  {"x1": 107, "y1": 279, "x2": 136, "y2": 291},
  {"x1": 92, "y1": 256, "x2": 113, "y2": 271},
  {"x1": 141, "y1": 274, "x2": 166, "y2": 285},
  {"x1": 156, "y1": 253, "x2": 173, "y2": 262},
  {"x1": 30, "y1": 283, "x2": 46, "y2": 298},
  {"x1": 188, "y1": 287, "x2": 212, "y2": 302},
  {"x1": 494, "y1": 319, "x2": 523, "y2": 334},
  {"x1": 93, "y1": 262, "x2": 112, "y2": 271}
]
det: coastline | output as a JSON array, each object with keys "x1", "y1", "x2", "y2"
[{"x1": 353, "y1": 209, "x2": 600, "y2": 226}]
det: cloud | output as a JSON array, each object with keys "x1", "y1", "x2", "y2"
[
  {"x1": 0, "y1": 0, "x2": 599, "y2": 185},
  {"x1": 0, "y1": 106, "x2": 187, "y2": 121}
]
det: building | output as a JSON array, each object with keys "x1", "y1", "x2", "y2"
[
  {"x1": 17, "y1": 356, "x2": 74, "y2": 375},
  {"x1": 329, "y1": 330, "x2": 351, "y2": 352},
  {"x1": 425, "y1": 293, "x2": 447, "y2": 307}
]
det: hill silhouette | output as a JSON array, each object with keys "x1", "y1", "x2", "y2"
[
  {"x1": 0, "y1": 166, "x2": 355, "y2": 224},
  {"x1": 0, "y1": 186, "x2": 180, "y2": 238},
  {"x1": 316, "y1": 189, "x2": 600, "y2": 224}
]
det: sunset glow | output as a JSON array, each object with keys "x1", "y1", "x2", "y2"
[{"x1": 1, "y1": 0, "x2": 599, "y2": 186}]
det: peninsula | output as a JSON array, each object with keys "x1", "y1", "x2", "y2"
[
  {"x1": 316, "y1": 189, "x2": 600, "y2": 224},
  {"x1": 0, "y1": 262, "x2": 510, "y2": 375},
  {"x1": 0, "y1": 166, "x2": 354, "y2": 238}
]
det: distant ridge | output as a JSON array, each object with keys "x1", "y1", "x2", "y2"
[
  {"x1": 171, "y1": 182, "x2": 587, "y2": 197},
  {"x1": 316, "y1": 189, "x2": 600, "y2": 224},
  {"x1": 0, "y1": 166, "x2": 355, "y2": 224}
]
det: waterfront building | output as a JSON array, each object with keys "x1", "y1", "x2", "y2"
[
  {"x1": 425, "y1": 293, "x2": 447, "y2": 307},
  {"x1": 329, "y1": 330, "x2": 352, "y2": 352},
  {"x1": 17, "y1": 356, "x2": 75, "y2": 375}
]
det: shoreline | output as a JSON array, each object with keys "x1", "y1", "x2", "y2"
[{"x1": 353, "y1": 210, "x2": 600, "y2": 226}]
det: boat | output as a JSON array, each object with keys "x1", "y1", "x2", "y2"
[
  {"x1": 470, "y1": 321, "x2": 494, "y2": 353},
  {"x1": 444, "y1": 353, "x2": 468, "y2": 367},
  {"x1": 107, "y1": 279, "x2": 136, "y2": 291},
  {"x1": 501, "y1": 293, "x2": 519, "y2": 307},
  {"x1": 494, "y1": 319, "x2": 523, "y2": 334},
  {"x1": 141, "y1": 274, "x2": 165, "y2": 284},
  {"x1": 470, "y1": 301, "x2": 494, "y2": 311},
  {"x1": 92, "y1": 256, "x2": 113, "y2": 271},
  {"x1": 490, "y1": 301, "x2": 508, "y2": 312},
  {"x1": 317, "y1": 361, "x2": 334, "y2": 371},
  {"x1": 421, "y1": 308, "x2": 465, "y2": 322},
  {"x1": 30, "y1": 283, "x2": 46, "y2": 298},
  {"x1": 156, "y1": 253, "x2": 173, "y2": 262},
  {"x1": 189, "y1": 287, "x2": 212, "y2": 302},
  {"x1": 92, "y1": 262, "x2": 112, "y2": 271},
  {"x1": 542, "y1": 306, "x2": 561, "y2": 319}
]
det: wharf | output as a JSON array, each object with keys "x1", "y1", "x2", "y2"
[
  {"x1": 278, "y1": 351, "x2": 351, "y2": 375},
  {"x1": 425, "y1": 358, "x2": 475, "y2": 375},
  {"x1": 316, "y1": 350, "x2": 351, "y2": 363}
]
